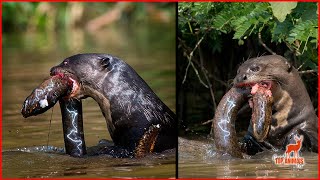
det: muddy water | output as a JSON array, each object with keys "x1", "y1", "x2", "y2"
[
  {"x1": 2, "y1": 22, "x2": 176, "y2": 178},
  {"x1": 178, "y1": 137, "x2": 318, "y2": 178}
]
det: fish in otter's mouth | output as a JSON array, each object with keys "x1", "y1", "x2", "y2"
[
  {"x1": 21, "y1": 53, "x2": 177, "y2": 158},
  {"x1": 21, "y1": 73, "x2": 80, "y2": 118}
]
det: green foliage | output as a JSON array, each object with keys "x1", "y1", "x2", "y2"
[
  {"x1": 3, "y1": 2, "x2": 175, "y2": 33},
  {"x1": 3, "y1": 3, "x2": 38, "y2": 31},
  {"x1": 178, "y1": 2, "x2": 318, "y2": 64},
  {"x1": 270, "y1": 2, "x2": 297, "y2": 22}
]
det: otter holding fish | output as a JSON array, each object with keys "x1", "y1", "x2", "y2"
[
  {"x1": 21, "y1": 53, "x2": 176, "y2": 158},
  {"x1": 212, "y1": 55, "x2": 317, "y2": 157}
]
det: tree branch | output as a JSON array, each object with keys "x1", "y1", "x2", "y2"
[
  {"x1": 197, "y1": 34, "x2": 217, "y2": 110},
  {"x1": 299, "y1": 69, "x2": 318, "y2": 74},
  {"x1": 258, "y1": 32, "x2": 276, "y2": 55},
  {"x1": 180, "y1": 33, "x2": 209, "y2": 88},
  {"x1": 202, "y1": 119, "x2": 213, "y2": 125}
]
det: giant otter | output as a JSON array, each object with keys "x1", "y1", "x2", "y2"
[
  {"x1": 212, "y1": 55, "x2": 317, "y2": 156},
  {"x1": 22, "y1": 53, "x2": 176, "y2": 157}
]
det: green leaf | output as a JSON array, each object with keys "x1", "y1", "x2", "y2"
[
  {"x1": 213, "y1": 13, "x2": 234, "y2": 30},
  {"x1": 272, "y1": 20, "x2": 293, "y2": 43},
  {"x1": 286, "y1": 19, "x2": 317, "y2": 44},
  {"x1": 270, "y1": 2, "x2": 297, "y2": 22},
  {"x1": 233, "y1": 19, "x2": 252, "y2": 39}
]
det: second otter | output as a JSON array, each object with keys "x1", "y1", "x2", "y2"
[{"x1": 234, "y1": 55, "x2": 318, "y2": 155}]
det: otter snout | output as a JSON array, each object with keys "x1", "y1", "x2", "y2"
[
  {"x1": 234, "y1": 74, "x2": 248, "y2": 84},
  {"x1": 50, "y1": 66, "x2": 62, "y2": 76}
]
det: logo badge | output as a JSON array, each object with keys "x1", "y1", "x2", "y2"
[{"x1": 272, "y1": 135, "x2": 305, "y2": 168}]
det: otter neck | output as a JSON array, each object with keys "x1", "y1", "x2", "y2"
[{"x1": 82, "y1": 85, "x2": 115, "y2": 136}]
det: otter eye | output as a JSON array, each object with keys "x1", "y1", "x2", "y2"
[
  {"x1": 250, "y1": 65, "x2": 260, "y2": 72},
  {"x1": 63, "y1": 61, "x2": 68, "y2": 65},
  {"x1": 99, "y1": 57, "x2": 110, "y2": 69}
]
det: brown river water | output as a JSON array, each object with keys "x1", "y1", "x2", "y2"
[
  {"x1": 2, "y1": 22, "x2": 176, "y2": 178},
  {"x1": 178, "y1": 137, "x2": 318, "y2": 178}
]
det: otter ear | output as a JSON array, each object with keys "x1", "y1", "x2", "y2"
[
  {"x1": 98, "y1": 56, "x2": 111, "y2": 70},
  {"x1": 285, "y1": 61, "x2": 292, "y2": 72}
]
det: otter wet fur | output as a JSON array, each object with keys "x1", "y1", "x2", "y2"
[
  {"x1": 234, "y1": 55, "x2": 318, "y2": 155},
  {"x1": 22, "y1": 53, "x2": 176, "y2": 157}
]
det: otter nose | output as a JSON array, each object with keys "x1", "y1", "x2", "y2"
[
  {"x1": 236, "y1": 74, "x2": 247, "y2": 83},
  {"x1": 50, "y1": 66, "x2": 61, "y2": 76},
  {"x1": 50, "y1": 67, "x2": 56, "y2": 76}
]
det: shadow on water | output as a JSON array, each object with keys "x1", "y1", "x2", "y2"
[
  {"x1": 2, "y1": 10, "x2": 176, "y2": 178},
  {"x1": 178, "y1": 137, "x2": 318, "y2": 178}
]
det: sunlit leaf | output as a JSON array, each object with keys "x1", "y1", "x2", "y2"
[{"x1": 270, "y1": 2, "x2": 297, "y2": 22}]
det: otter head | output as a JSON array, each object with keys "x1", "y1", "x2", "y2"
[
  {"x1": 234, "y1": 55, "x2": 295, "y2": 97},
  {"x1": 50, "y1": 53, "x2": 126, "y2": 99}
]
